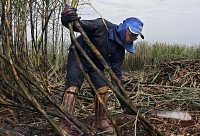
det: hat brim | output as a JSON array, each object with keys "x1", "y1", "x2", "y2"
[
  {"x1": 128, "y1": 27, "x2": 144, "y2": 39},
  {"x1": 140, "y1": 34, "x2": 144, "y2": 39}
]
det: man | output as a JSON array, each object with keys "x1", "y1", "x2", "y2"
[{"x1": 59, "y1": 5, "x2": 144, "y2": 136}]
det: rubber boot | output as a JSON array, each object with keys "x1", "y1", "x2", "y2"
[
  {"x1": 58, "y1": 86, "x2": 79, "y2": 135},
  {"x1": 95, "y1": 86, "x2": 117, "y2": 136}
]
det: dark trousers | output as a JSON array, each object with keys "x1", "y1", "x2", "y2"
[{"x1": 65, "y1": 49, "x2": 107, "y2": 90}]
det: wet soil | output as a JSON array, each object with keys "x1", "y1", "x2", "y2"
[{"x1": 1, "y1": 59, "x2": 200, "y2": 136}]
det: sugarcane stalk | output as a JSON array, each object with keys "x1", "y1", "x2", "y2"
[
  {"x1": 37, "y1": 0, "x2": 59, "y2": 66},
  {"x1": 65, "y1": 0, "x2": 162, "y2": 135},
  {"x1": 144, "y1": 84, "x2": 200, "y2": 91},
  {"x1": 65, "y1": 1, "x2": 121, "y2": 135},
  {"x1": 69, "y1": 22, "x2": 160, "y2": 136},
  {"x1": 69, "y1": 19, "x2": 155, "y2": 134},
  {"x1": 4, "y1": 56, "x2": 65, "y2": 136},
  {"x1": 67, "y1": 23, "x2": 120, "y2": 135},
  {"x1": 0, "y1": 70, "x2": 58, "y2": 118},
  {"x1": 70, "y1": 32, "x2": 121, "y2": 135},
  {"x1": 0, "y1": 101, "x2": 61, "y2": 118},
  {"x1": 7, "y1": 68, "x2": 65, "y2": 135},
  {"x1": 61, "y1": 1, "x2": 93, "y2": 135},
  {"x1": 0, "y1": 52, "x2": 91, "y2": 135},
  {"x1": 71, "y1": 21, "x2": 161, "y2": 135}
]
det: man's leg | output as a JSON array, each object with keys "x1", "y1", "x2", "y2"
[
  {"x1": 58, "y1": 86, "x2": 78, "y2": 133},
  {"x1": 94, "y1": 86, "x2": 116, "y2": 136},
  {"x1": 58, "y1": 50, "x2": 84, "y2": 135},
  {"x1": 89, "y1": 70, "x2": 116, "y2": 136}
]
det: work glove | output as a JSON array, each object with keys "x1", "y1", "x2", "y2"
[{"x1": 61, "y1": 5, "x2": 80, "y2": 27}]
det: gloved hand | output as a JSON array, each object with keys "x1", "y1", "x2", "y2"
[{"x1": 61, "y1": 5, "x2": 80, "y2": 27}]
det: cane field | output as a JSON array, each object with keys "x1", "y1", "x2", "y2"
[{"x1": 0, "y1": 0, "x2": 200, "y2": 136}]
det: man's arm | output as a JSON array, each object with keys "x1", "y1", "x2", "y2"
[{"x1": 61, "y1": 6, "x2": 104, "y2": 34}]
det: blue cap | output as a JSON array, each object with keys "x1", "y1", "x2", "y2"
[
  {"x1": 123, "y1": 17, "x2": 144, "y2": 53},
  {"x1": 124, "y1": 17, "x2": 144, "y2": 39}
]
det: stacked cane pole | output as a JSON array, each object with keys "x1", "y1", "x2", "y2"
[{"x1": 65, "y1": 0, "x2": 162, "y2": 136}]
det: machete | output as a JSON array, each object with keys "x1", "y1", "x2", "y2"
[{"x1": 140, "y1": 109, "x2": 192, "y2": 120}]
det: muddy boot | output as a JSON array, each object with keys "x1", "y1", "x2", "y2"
[
  {"x1": 95, "y1": 86, "x2": 117, "y2": 136},
  {"x1": 58, "y1": 86, "x2": 80, "y2": 135}
]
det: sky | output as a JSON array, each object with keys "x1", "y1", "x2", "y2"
[{"x1": 79, "y1": 0, "x2": 200, "y2": 45}]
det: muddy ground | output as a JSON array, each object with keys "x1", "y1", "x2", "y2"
[{"x1": 0, "y1": 59, "x2": 200, "y2": 136}]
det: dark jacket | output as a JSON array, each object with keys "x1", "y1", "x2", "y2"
[{"x1": 70, "y1": 18, "x2": 125, "y2": 81}]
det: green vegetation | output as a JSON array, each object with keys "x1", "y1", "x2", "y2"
[
  {"x1": 0, "y1": 0, "x2": 200, "y2": 135},
  {"x1": 1, "y1": 40, "x2": 200, "y2": 73},
  {"x1": 123, "y1": 41, "x2": 200, "y2": 71}
]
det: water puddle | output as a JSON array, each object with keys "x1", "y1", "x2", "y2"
[{"x1": 151, "y1": 111, "x2": 192, "y2": 120}]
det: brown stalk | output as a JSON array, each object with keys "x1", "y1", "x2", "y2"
[
  {"x1": 0, "y1": 101, "x2": 60, "y2": 118},
  {"x1": 0, "y1": 52, "x2": 91, "y2": 136},
  {"x1": 2, "y1": 37, "x2": 65, "y2": 136},
  {"x1": 72, "y1": 21, "x2": 161, "y2": 135},
  {"x1": 69, "y1": 24, "x2": 121, "y2": 135},
  {"x1": 64, "y1": 0, "x2": 162, "y2": 135}
]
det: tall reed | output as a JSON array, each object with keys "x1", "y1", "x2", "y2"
[{"x1": 123, "y1": 41, "x2": 200, "y2": 71}]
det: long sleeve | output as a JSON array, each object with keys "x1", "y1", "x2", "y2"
[{"x1": 110, "y1": 46, "x2": 125, "y2": 83}]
